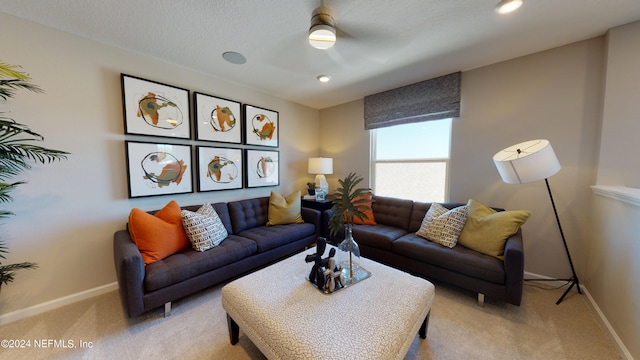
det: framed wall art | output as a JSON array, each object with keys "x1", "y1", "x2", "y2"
[
  {"x1": 125, "y1": 141, "x2": 193, "y2": 198},
  {"x1": 194, "y1": 92, "x2": 242, "y2": 143},
  {"x1": 245, "y1": 149, "x2": 279, "y2": 188},
  {"x1": 196, "y1": 146, "x2": 243, "y2": 192},
  {"x1": 121, "y1": 74, "x2": 191, "y2": 139},
  {"x1": 244, "y1": 104, "x2": 278, "y2": 147}
]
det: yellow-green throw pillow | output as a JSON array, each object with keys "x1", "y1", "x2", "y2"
[
  {"x1": 267, "y1": 191, "x2": 305, "y2": 226},
  {"x1": 458, "y1": 199, "x2": 530, "y2": 259}
]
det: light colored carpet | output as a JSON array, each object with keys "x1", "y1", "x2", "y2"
[{"x1": 0, "y1": 279, "x2": 621, "y2": 360}]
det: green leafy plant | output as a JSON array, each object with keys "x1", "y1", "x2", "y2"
[
  {"x1": 328, "y1": 172, "x2": 372, "y2": 238},
  {"x1": 0, "y1": 62, "x2": 68, "y2": 288}
]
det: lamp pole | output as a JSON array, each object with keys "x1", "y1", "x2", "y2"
[{"x1": 545, "y1": 178, "x2": 582, "y2": 304}]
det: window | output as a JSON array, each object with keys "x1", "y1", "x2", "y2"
[{"x1": 371, "y1": 119, "x2": 452, "y2": 202}]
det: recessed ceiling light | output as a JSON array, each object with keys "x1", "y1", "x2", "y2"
[
  {"x1": 317, "y1": 75, "x2": 331, "y2": 82},
  {"x1": 496, "y1": 0, "x2": 523, "y2": 14},
  {"x1": 222, "y1": 51, "x2": 247, "y2": 64}
]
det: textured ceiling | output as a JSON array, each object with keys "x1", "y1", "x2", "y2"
[{"x1": 2, "y1": 0, "x2": 640, "y2": 109}]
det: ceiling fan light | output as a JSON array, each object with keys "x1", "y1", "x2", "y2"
[
  {"x1": 309, "y1": 24, "x2": 336, "y2": 49},
  {"x1": 496, "y1": 0, "x2": 523, "y2": 14}
]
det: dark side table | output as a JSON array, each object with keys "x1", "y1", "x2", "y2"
[
  {"x1": 301, "y1": 195, "x2": 334, "y2": 212},
  {"x1": 302, "y1": 195, "x2": 334, "y2": 239}
]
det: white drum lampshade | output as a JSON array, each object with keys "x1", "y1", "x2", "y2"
[{"x1": 493, "y1": 139, "x2": 561, "y2": 184}]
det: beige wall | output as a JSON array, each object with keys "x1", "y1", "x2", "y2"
[
  {"x1": 597, "y1": 22, "x2": 640, "y2": 187},
  {"x1": 320, "y1": 38, "x2": 605, "y2": 279},
  {"x1": 452, "y1": 38, "x2": 604, "y2": 279},
  {"x1": 318, "y1": 99, "x2": 371, "y2": 190},
  {"x1": 319, "y1": 35, "x2": 640, "y2": 357},
  {"x1": 589, "y1": 21, "x2": 640, "y2": 360},
  {"x1": 0, "y1": 13, "x2": 319, "y2": 318}
]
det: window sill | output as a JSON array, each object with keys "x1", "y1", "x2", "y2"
[{"x1": 591, "y1": 185, "x2": 640, "y2": 207}]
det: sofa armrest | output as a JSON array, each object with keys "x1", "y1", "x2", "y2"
[
  {"x1": 503, "y1": 228, "x2": 524, "y2": 306},
  {"x1": 301, "y1": 207, "x2": 321, "y2": 237},
  {"x1": 113, "y1": 229, "x2": 146, "y2": 318},
  {"x1": 322, "y1": 209, "x2": 335, "y2": 241}
]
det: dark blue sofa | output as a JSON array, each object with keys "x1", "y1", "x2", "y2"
[{"x1": 114, "y1": 196, "x2": 320, "y2": 318}]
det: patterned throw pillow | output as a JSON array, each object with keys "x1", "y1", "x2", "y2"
[
  {"x1": 181, "y1": 203, "x2": 228, "y2": 252},
  {"x1": 416, "y1": 203, "x2": 468, "y2": 248}
]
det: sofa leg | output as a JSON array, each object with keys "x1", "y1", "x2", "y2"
[
  {"x1": 164, "y1": 302, "x2": 172, "y2": 317},
  {"x1": 477, "y1": 293, "x2": 485, "y2": 307}
]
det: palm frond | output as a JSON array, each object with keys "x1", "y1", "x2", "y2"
[
  {"x1": 0, "y1": 181, "x2": 25, "y2": 204},
  {"x1": 0, "y1": 239, "x2": 7, "y2": 258},
  {"x1": 328, "y1": 172, "x2": 373, "y2": 238},
  {"x1": 0, "y1": 262, "x2": 38, "y2": 285},
  {"x1": 0, "y1": 116, "x2": 68, "y2": 182},
  {"x1": 0, "y1": 62, "x2": 66, "y2": 287},
  {"x1": 0, "y1": 210, "x2": 14, "y2": 220},
  {"x1": 0, "y1": 116, "x2": 46, "y2": 140},
  {"x1": 0, "y1": 62, "x2": 43, "y2": 101}
]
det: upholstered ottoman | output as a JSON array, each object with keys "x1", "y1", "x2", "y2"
[{"x1": 221, "y1": 246, "x2": 435, "y2": 360}]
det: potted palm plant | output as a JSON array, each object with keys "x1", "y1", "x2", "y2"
[
  {"x1": 0, "y1": 62, "x2": 68, "y2": 292},
  {"x1": 328, "y1": 172, "x2": 372, "y2": 282}
]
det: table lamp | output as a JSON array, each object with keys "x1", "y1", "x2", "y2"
[
  {"x1": 493, "y1": 139, "x2": 581, "y2": 304},
  {"x1": 308, "y1": 157, "x2": 333, "y2": 195}
]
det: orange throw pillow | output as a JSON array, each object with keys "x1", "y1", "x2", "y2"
[
  {"x1": 345, "y1": 194, "x2": 376, "y2": 225},
  {"x1": 128, "y1": 200, "x2": 190, "y2": 265}
]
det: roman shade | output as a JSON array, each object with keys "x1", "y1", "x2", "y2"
[{"x1": 364, "y1": 72, "x2": 461, "y2": 130}]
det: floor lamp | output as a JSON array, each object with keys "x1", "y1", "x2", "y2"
[{"x1": 493, "y1": 139, "x2": 581, "y2": 305}]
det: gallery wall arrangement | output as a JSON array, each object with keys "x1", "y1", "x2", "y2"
[{"x1": 120, "y1": 73, "x2": 280, "y2": 198}]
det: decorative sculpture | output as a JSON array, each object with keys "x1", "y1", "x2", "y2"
[
  {"x1": 305, "y1": 237, "x2": 344, "y2": 292},
  {"x1": 323, "y1": 257, "x2": 345, "y2": 293},
  {"x1": 305, "y1": 237, "x2": 327, "y2": 290}
]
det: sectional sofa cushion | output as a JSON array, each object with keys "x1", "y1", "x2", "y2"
[
  {"x1": 267, "y1": 191, "x2": 304, "y2": 226},
  {"x1": 370, "y1": 196, "x2": 414, "y2": 229},
  {"x1": 353, "y1": 224, "x2": 408, "y2": 251},
  {"x1": 229, "y1": 197, "x2": 270, "y2": 234},
  {"x1": 129, "y1": 200, "x2": 190, "y2": 265},
  {"x1": 393, "y1": 233, "x2": 506, "y2": 284},
  {"x1": 459, "y1": 199, "x2": 530, "y2": 258},
  {"x1": 144, "y1": 235, "x2": 257, "y2": 292},
  {"x1": 237, "y1": 223, "x2": 316, "y2": 253}
]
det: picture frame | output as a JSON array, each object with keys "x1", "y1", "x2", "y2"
[
  {"x1": 245, "y1": 149, "x2": 279, "y2": 188},
  {"x1": 244, "y1": 104, "x2": 279, "y2": 147},
  {"x1": 121, "y1": 74, "x2": 191, "y2": 139},
  {"x1": 194, "y1": 92, "x2": 242, "y2": 143},
  {"x1": 196, "y1": 146, "x2": 243, "y2": 192},
  {"x1": 125, "y1": 141, "x2": 193, "y2": 198}
]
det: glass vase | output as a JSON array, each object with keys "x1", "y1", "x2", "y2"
[{"x1": 337, "y1": 222, "x2": 360, "y2": 283}]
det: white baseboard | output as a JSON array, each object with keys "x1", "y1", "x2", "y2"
[
  {"x1": 525, "y1": 271, "x2": 634, "y2": 360},
  {"x1": 582, "y1": 287, "x2": 634, "y2": 360},
  {"x1": 0, "y1": 282, "x2": 118, "y2": 326}
]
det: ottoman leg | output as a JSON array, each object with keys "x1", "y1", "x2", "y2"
[
  {"x1": 419, "y1": 311, "x2": 431, "y2": 339},
  {"x1": 227, "y1": 313, "x2": 239, "y2": 345}
]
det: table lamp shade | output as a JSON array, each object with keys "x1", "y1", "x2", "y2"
[
  {"x1": 308, "y1": 157, "x2": 333, "y2": 175},
  {"x1": 493, "y1": 139, "x2": 561, "y2": 184}
]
